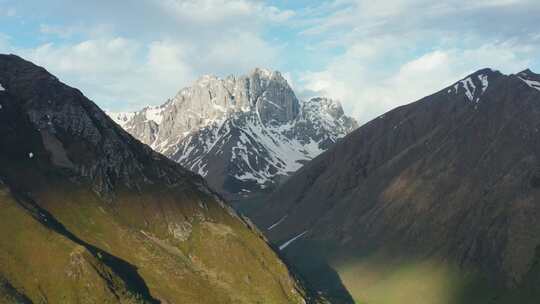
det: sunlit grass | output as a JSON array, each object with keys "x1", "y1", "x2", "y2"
[{"x1": 333, "y1": 255, "x2": 485, "y2": 304}]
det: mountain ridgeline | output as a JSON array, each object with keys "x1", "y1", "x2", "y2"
[
  {"x1": 108, "y1": 69, "x2": 357, "y2": 200},
  {"x1": 4, "y1": 51, "x2": 540, "y2": 304},
  {"x1": 0, "y1": 54, "x2": 322, "y2": 304},
  {"x1": 254, "y1": 68, "x2": 540, "y2": 303}
]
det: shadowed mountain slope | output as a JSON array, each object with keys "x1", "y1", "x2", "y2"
[{"x1": 254, "y1": 68, "x2": 540, "y2": 303}]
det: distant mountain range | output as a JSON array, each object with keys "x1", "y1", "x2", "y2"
[
  {"x1": 254, "y1": 68, "x2": 540, "y2": 303},
  {"x1": 108, "y1": 68, "x2": 357, "y2": 200},
  {"x1": 0, "y1": 54, "x2": 320, "y2": 304}
]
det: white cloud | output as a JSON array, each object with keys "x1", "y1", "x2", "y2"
[
  {"x1": 26, "y1": 38, "x2": 140, "y2": 74},
  {"x1": 301, "y1": 43, "x2": 533, "y2": 124},
  {"x1": 156, "y1": 0, "x2": 294, "y2": 24},
  {"x1": 1, "y1": 0, "x2": 293, "y2": 111},
  {"x1": 194, "y1": 31, "x2": 281, "y2": 74},
  {"x1": 39, "y1": 24, "x2": 78, "y2": 39},
  {"x1": 12, "y1": 30, "x2": 282, "y2": 110},
  {"x1": 296, "y1": 0, "x2": 540, "y2": 124},
  {"x1": 2, "y1": 0, "x2": 539, "y2": 120},
  {"x1": 9, "y1": 38, "x2": 189, "y2": 109}
]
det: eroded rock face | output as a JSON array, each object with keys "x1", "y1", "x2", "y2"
[
  {"x1": 0, "y1": 54, "x2": 191, "y2": 197},
  {"x1": 109, "y1": 68, "x2": 357, "y2": 199},
  {"x1": 115, "y1": 69, "x2": 300, "y2": 150}
]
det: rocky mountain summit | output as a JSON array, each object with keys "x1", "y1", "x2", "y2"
[
  {"x1": 0, "y1": 54, "x2": 318, "y2": 304},
  {"x1": 108, "y1": 68, "x2": 357, "y2": 199},
  {"x1": 255, "y1": 68, "x2": 540, "y2": 303}
]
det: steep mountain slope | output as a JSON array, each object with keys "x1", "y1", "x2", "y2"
[
  {"x1": 254, "y1": 68, "x2": 540, "y2": 303},
  {"x1": 0, "y1": 54, "x2": 317, "y2": 304},
  {"x1": 108, "y1": 70, "x2": 357, "y2": 200}
]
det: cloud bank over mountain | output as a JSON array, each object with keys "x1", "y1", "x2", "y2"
[{"x1": 1, "y1": 0, "x2": 539, "y2": 123}]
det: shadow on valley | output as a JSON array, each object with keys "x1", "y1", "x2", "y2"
[
  {"x1": 279, "y1": 240, "x2": 355, "y2": 304},
  {"x1": 0, "y1": 275, "x2": 33, "y2": 304},
  {"x1": 234, "y1": 196, "x2": 354, "y2": 302},
  {"x1": 272, "y1": 234, "x2": 540, "y2": 304},
  {"x1": 291, "y1": 241, "x2": 540, "y2": 304}
]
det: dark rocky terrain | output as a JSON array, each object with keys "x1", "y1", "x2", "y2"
[
  {"x1": 254, "y1": 68, "x2": 540, "y2": 303},
  {"x1": 0, "y1": 54, "x2": 319, "y2": 304}
]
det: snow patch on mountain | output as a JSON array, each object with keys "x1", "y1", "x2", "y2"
[
  {"x1": 107, "y1": 68, "x2": 358, "y2": 197},
  {"x1": 450, "y1": 71, "x2": 493, "y2": 103},
  {"x1": 144, "y1": 105, "x2": 165, "y2": 124},
  {"x1": 108, "y1": 111, "x2": 135, "y2": 128},
  {"x1": 166, "y1": 98, "x2": 349, "y2": 191},
  {"x1": 479, "y1": 74, "x2": 489, "y2": 93},
  {"x1": 279, "y1": 230, "x2": 309, "y2": 251},
  {"x1": 268, "y1": 215, "x2": 287, "y2": 231},
  {"x1": 461, "y1": 77, "x2": 476, "y2": 101},
  {"x1": 519, "y1": 77, "x2": 540, "y2": 92}
]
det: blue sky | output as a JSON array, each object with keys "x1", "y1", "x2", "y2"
[{"x1": 1, "y1": 0, "x2": 539, "y2": 124}]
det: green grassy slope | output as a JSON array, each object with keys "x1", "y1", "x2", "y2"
[
  {"x1": 0, "y1": 183, "x2": 145, "y2": 304},
  {"x1": 0, "y1": 154, "x2": 309, "y2": 304},
  {"x1": 0, "y1": 54, "x2": 314, "y2": 304}
]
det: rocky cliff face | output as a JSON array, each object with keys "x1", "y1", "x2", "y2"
[
  {"x1": 254, "y1": 68, "x2": 540, "y2": 303},
  {"x1": 108, "y1": 69, "x2": 357, "y2": 199},
  {"x1": 0, "y1": 54, "x2": 319, "y2": 304}
]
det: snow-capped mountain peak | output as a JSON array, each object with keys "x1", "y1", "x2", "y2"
[
  {"x1": 448, "y1": 68, "x2": 499, "y2": 103},
  {"x1": 252, "y1": 67, "x2": 274, "y2": 78},
  {"x1": 107, "y1": 69, "x2": 357, "y2": 199},
  {"x1": 107, "y1": 111, "x2": 135, "y2": 128}
]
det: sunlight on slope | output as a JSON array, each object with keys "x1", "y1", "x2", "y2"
[{"x1": 333, "y1": 257, "x2": 481, "y2": 304}]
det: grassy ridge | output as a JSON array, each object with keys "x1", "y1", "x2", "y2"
[
  {"x1": 0, "y1": 158, "x2": 308, "y2": 303},
  {"x1": 0, "y1": 184, "x2": 144, "y2": 303}
]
